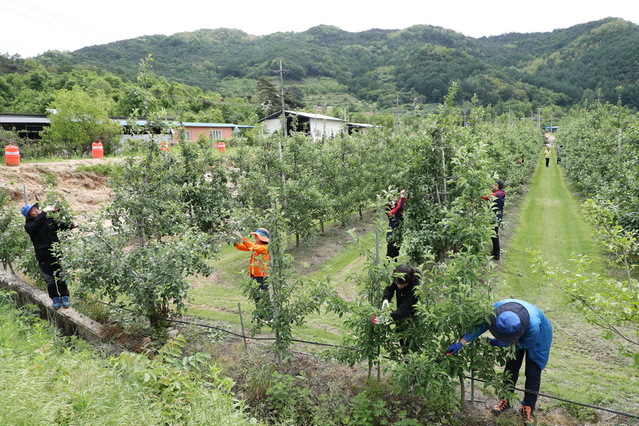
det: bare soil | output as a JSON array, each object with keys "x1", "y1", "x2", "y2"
[{"x1": 0, "y1": 159, "x2": 114, "y2": 218}]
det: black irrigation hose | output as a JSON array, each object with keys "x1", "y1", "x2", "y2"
[
  {"x1": 98, "y1": 301, "x2": 358, "y2": 347},
  {"x1": 165, "y1": 316, "x2": 358, "y2": 350},
  {"x1": 97, "y1": 301, "x2": 639, "y2": 420}
]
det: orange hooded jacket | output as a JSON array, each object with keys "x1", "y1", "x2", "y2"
[{"x1": 235, "y1": 238, "x2": 270, "y2": 277}]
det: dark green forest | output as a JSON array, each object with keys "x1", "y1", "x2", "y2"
[{"x1": 2, "y1": 17, "x2": 639, "y2": 123}]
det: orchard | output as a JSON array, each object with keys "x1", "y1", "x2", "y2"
[{"x1": 1, "y1": 86, "x2": 638, "y2": 423}]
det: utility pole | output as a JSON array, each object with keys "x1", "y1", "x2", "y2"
[
  {"x1": 279, "y1": 59, "x2": 287, "y2": 137},
  {"x1": 537, "y1": 109, "x2": 541, "y2": 129},
  {"x1": 277, "y1": 59, "x2": 287, "y2": 208}
]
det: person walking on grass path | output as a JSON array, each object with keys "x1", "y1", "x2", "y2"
[
  {"x1": 235, "y1": 227, "x2": 272, "y2": 320},
  {"x1": 22, "y1": 203, "x2": 76, "y2": 309},
  {"x1": 447, "y1": 299, "x2": 553, "y2": 425},
  {"x1": 544, "y1": 146, "x2": 551, "y2": 167}
]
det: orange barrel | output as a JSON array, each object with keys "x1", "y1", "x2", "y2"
[
  {"x1": 91, "y1": 142, "x2": 104, "y2": 158},
  {"x1": 4, "y1": 143, "x2": 20, "y2": 166},
  {"x1": 217, "y1": 141, "x2": 226, "y2": 153},
  {"x1": 159, "y1": 141, "x2": 169, "y2": 151}
]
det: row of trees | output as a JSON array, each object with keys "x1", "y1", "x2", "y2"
[
  {"x1": 558, "y1": 101, "x2": 639, "y2": 232},
  {"x1": 332, "y1": 87, "x2": 542, "y2": 411},
  {"x1": 70, "y1": 86, "x2": 541, "y2": 410},
  {"x1": 549, "y1": 101, "x2": 639, "y2": 362}
]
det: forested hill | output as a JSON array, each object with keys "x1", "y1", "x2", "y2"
[
  {"x1": 0, "y1": 16, "x2": 636, "y2": 121},
  {"x1": 31, "y1": 17, "x2": 638, "y2": 110}
]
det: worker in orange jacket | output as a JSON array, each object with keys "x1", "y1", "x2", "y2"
[{"x1": 235, "y1": 227, "x2": 271, "y2": 319}]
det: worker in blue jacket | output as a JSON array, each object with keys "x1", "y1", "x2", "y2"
[{"x1": 447, "y1": 299, "x2": 553, "y2": 425}]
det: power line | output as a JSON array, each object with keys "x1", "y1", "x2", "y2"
[
  {"x1": 1, "y1": 0, "x2": 113, "y2": 51},
  {"x1": 7, "y1": 0, "x2": 95, "y2": 33}
]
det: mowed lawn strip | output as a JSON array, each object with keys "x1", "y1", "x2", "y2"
[{"x1": 500, "y1": 149, "x2": 638, "y2": 415}]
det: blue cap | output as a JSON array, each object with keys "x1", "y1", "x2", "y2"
[
  {"x1": 489, "y1": 302, "x2": 529, "y2": 344},
  {"x1": 21, "y1": 203, "x2": 38, "y2": 217},
  {"x1": 495, "y1": 311, "x2": 520, "y2": 335}
]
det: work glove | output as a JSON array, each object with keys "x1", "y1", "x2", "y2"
[
  {"x1": 43, "y1": 205, "x2": 57, "y2": 213},
  {"x1": 382, "y1": 299, "x2": 390, "y2": 310},
  {"x1": 446, "y1": 342, "x2": 464, "y2": 355},
  {"x1": 486, "y1": 337, "x2": 500, "y2": 346},
  {"x1": 371, "y1": 315, "x2": 390, "y2": 325}
]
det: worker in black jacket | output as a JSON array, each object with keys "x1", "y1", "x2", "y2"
[
  {"x1": 22, "y1": 203, "x2": 74, "y2": 309},
  {"x1": 373, "y1": 264, "x2": 420, "y2": 351},
  {"x1": 382, "y1": 264, "x2": 419, "y2": 321},
  {"x1": 482, "y1": 180, "x2": 505, "y2": 260}
]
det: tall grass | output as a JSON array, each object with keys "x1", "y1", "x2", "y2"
[{"x1": 0, "y1": 291, "x2": 255, "y2": 425}]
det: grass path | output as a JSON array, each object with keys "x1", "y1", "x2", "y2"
[
  {"x1": 502, "y1": 151, "x2": 604, "y2": 297},
  {"x1": 499, "y1": 150, "x2": 638, "y2": 417}
]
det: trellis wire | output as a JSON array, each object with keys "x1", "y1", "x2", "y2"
[{"x1": 98, "y1": 300, "x2": 638, "y2": 420}]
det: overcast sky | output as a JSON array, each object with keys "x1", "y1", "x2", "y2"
[{"x1": 2, "y1": 0, "x2": 638, "y2": 58}]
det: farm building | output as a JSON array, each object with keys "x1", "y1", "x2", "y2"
[
  {"x1": 346, "y1": 122, "x2": 378, "y2": 134},
  {"x1": 0, "y1": 113, "x2": 50, "y2": 139},
  {"x1": 112, "y1": 119, "x2": 253, "y2": 144},
  {"x1": 258, "y1": 110, "x2": 347, "y2": 140},
  {"x1": 0, "y1": 113, "x2": 252, "y2": 144},
  {"x1": 173, "y1": 122, "x2": 253, "y2": 143}
]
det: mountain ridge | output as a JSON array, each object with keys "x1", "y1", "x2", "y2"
[{"x1": 11, "y1": 17, "x2": 639, "y2": 115}]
